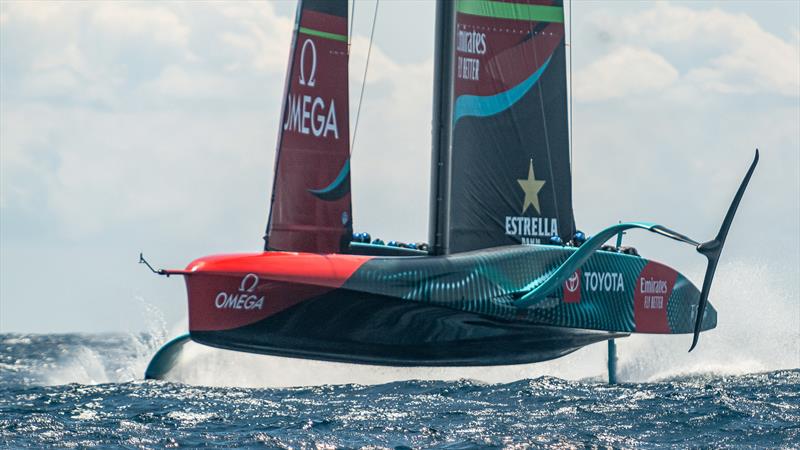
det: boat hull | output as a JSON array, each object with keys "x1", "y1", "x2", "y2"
[
  {"x1": 173, "y1": 245, "x2": 714, "y2": 367},
  {"x1": 192, "y1": 289, "x2": 625, "y2": 366}
]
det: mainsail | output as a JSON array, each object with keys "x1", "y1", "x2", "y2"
[
  {"x1": 431, "y1": 0, "x2": 575, "y2": 254},
  {"x1": 265, "y1": 0, "x2": 352, "y2": 254}
]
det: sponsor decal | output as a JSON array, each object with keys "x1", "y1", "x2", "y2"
[
  {"x1": 298, "y1": 39, "x2": 317, "y2": 87},
  {"x1": 457, "y1": 29, "x2": 487, "y2": 55},
  {"x1": 634, "y1": 262, "x2": 677, "y2": 333},
  {"x1": 583, "y1": 272, "x2": 624, "y2": 293},
  {"x1": 457, "y1": 56, "x2": 481, "y2": 81},
  {"x1": 283, "y1": 38, "x2": 340, "y2": 139},
  {"x1": 563, "y1": 269, "x2": 581, "y2": 303},
  {"x1": 214, "y1": 273, "x2": 265, "y2": 311},
  {"x1": 505, "y1": 159, "x2": 557, "y2": 244},
  {"x1": 640, "y1": 277, "x2": 668, "y2": 309},
  {"x1": 456, "y1": 29, "x2": 486, "y2": 81},
  {"x1": 517, "y1": 159, "x2": 545, "y2": 214},
  {"x1": 505, "y1": 217, "x2": 558, "y2": 244}
]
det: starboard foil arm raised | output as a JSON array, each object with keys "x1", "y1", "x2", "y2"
[{"x1": 514, "y1": 150, "x2": 759, "y2": 350}]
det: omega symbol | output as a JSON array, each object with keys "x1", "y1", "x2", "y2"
[
  {"x1": 239, "y1": 273, "x2": 259, "y2": 293},
  {"x1": 299, "y1": 38, "x2": 317, "y2": 87}
]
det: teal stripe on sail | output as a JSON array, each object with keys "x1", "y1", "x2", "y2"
[
  {"x1": 453, "y1": 56, "x2": 551, "y2": 125},
  {"x1": 457, "y1": 0, "x2": 564, "y2": 23},
  {"x1": 308, "y1": 160, "x2": 350, "y2": 201}
]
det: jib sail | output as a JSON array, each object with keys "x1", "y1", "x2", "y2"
[
  {"x1": 431, "y1": 0, "x2": 575, "y2": 254},
  {"x1": 265, "y1": 0, "x2": 352, "y2": 254}
]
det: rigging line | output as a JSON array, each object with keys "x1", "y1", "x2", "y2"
[
  {"x1": 350, "y1": 0, "x2": 380, "y2": 156},
  {"x1": 348, "y1": 0, "x2": 355, "y2": 48},
  {"x1": 569, "y1": 0, "x2": 573, "y2": 165},
  {"x1": 529, "y1": 23, "x2": 561, "y2": 230}
]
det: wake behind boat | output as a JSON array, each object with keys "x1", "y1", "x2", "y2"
[{"x1": 143, "y1": 0, "x2": 757, "y2": 381}]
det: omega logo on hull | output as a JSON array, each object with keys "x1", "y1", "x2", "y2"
[{"x1": 214, "y1": 273, "x2": 265, "y2": 310}]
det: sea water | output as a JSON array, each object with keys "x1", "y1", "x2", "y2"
[{"x1": 1, "y1": 260, "x2": 798, "y2": 448}]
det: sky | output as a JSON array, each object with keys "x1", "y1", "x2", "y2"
[{"x1": 1, "y1": 0, "x2": 798, "y2": 333}]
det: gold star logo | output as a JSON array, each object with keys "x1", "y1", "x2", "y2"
[{"x1": 517, "y1": 159, "x2": 546, "y2": 214}]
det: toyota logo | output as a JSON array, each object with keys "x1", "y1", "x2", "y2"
[{"x1": 565, "y1": 271, "x2": 580, "y2": 293}]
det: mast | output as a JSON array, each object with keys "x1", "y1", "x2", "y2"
[{"x1": 428, "y1": 0, "x2": 456, "y2": 256}]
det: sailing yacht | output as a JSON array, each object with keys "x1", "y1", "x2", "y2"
[{"x1": 143, "y1": 0, "x2": 757, "y2": 379}]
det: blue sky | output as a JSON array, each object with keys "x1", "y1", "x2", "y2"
[{"x1": 1, "y1": 0, "x2": 798, "y2": 333}]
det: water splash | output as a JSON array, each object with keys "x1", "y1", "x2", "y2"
[
  {"x1": 31, "y1": 297, "x2": 174, "y2": 386},
  {"x1": 617, "y1": 259, "x2": 800, "y2": 382},
  {"x1": 41, "y1": 345, "x2": 112, "y2": 386}
]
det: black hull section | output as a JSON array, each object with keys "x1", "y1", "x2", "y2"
[{"x1": 192, "y1": 290, "x2": 626, "y2": 366}]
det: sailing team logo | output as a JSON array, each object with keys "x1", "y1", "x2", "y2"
[{"x1": 505, "y1": 159, "x2": 558, "y2": 244}]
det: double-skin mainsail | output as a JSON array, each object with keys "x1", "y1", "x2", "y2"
[{"x1": 431, "y1": 0, "x2": 575, "y2": 255}]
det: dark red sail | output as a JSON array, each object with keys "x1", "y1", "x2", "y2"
[{"x1": 265, "y1": 0, "x2": 352, "y2": 254}]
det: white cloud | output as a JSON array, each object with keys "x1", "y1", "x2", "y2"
[
  {"x1": 2, "y1": 1, "x2": 70, "y2": 23},
  {"x1": 574, "y1": 46, "x2": 678, "y2": 101},
  {"x1": 141, "y1": 65, "x2": 235, "y2": 100},
  {"x1": 0, "y1": 2, "x2": 281, "y2": 239},
  {"x1": 216, "y1": 2, "x2": 293, "y2": 73},
  {"x1": 577, "y1": 2, "x2": 800, "y2": 101},
  {"x1": 90, "y1": 3, "x2": 190, "y2": 48}
]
